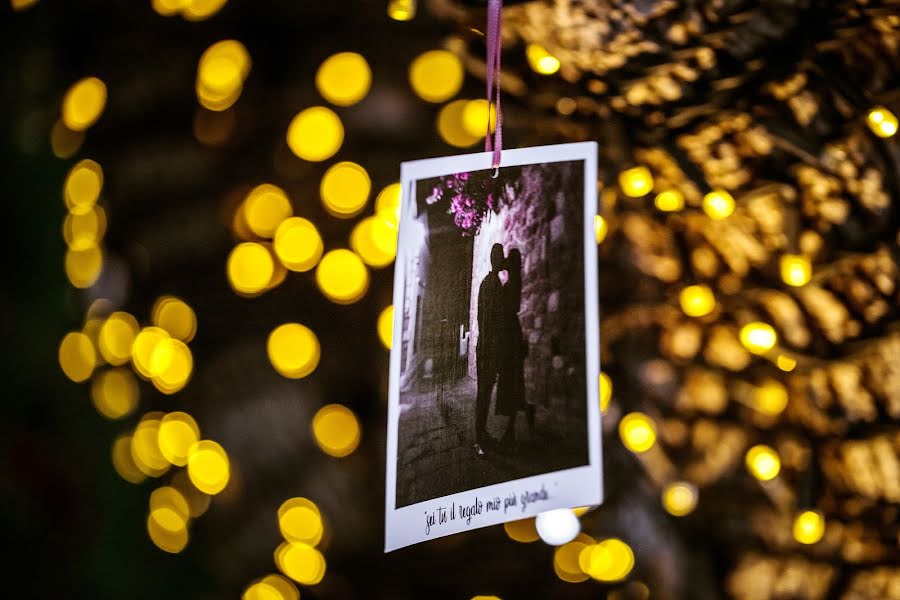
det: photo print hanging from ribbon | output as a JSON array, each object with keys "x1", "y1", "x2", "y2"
[{"x1": 384, "y1": 141, "x2": 602, "y2": 551}]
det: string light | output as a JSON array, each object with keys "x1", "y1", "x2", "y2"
[
  {"x1": 58, "y1": 331, "x2": 96, "y2": 383},
  {"x1": 227, "y1": 242, "x2": 275, "y2": 296},
  {"x1": 554, "y1": 535, "x2": 593, "y2": 583},
  {"x1": 525, "y1": 43, "x2": 561, "y2": 75},
  {"x1": 51, "y1": 119, "x2": 84, "y2": 158},
  {"x1": 286, "y1": 106, "x2": 344, "y2": 162},
  {"x1": 243, "y1": 575, "x2": 299, "y2": 600},
  {"x1": 377, "y1": 305, "x2": 393, "y2": 349},
  {"x1": 320, "y1": 161, "x2": 371, "y2": 218},
  {"x1": 152, "y1": 296, "x2": 197, "y2": 343},
  {"x1": 866, "y1": 106, "x2": 898, "y2": 138},
  {"x1": 315, "y1": 249, "x2": 369, "y2": 304},
  {"x1": 187, "y1": 440, "x2": 230, "y2": 495},
  {"x1": 158, "y1": 412, "x2": 200, "y2": 466},
  {"x1": 131, "y1": 413, "x2": 171, "y2": 477},
  {"x1": 273, "y1": 217, "x2": 323, "y2": 272},
  {"x1": 132, "y1": 326, "x2": 169, "y2": 379},
  {"x1": 461, "y1": 99, "x2": 496, "y2": 138},
  {"x1": 618, "y1": 166, "x2": 654, "y2": 198},
  {"x1": 579, "y1": 538, "x2": 635, "y2": 582},
  {"x1": 702, "y1": 190, "x2": 735, "y2": 220},
  {"x1": 267, "y1": 323, "x2": 321, "y2": 379},
  {"x1": 739, "y1": 322, "x2": 777, "y2": 355},
  {"x1": 182, "y1": 0, "x2": 229, "y2": 21},
  {"x1": 196, "y1": 39, "x2": 250, "y2": 111},
  {"x1": 91, "y1": 368, "x2": 139, "y2": 420},
  {"x1": 64, "y1": 244, "x2": 104, "y2": 289},
  {"x1": 662, "y1": 482, "x2": 698, "y2": 516},
  {"x1": 147, "y1": 510, "x2": 189, "y2": 553},
  {"x1": 792, "y1": 510, "x2": 825, "y2": 545},
  {"x1": 745, "y1": 444, "x2": 781, "y2": 481},
  {"x1": 599, "y1": 371, "x2": 612, "y2": 412},
  {"x1": 409, "y1": 50, "x2": 463, "y2": 103},
  {"x1": 679, "y1": 284, "x2": 715, "y2": 317},
  {"x1": 375, "y1": 182, "x2": 402, "y2": 226},
  {"x1": 278, "y1": 497, "x2": 324, "y2": 546},
  {"x1": 111, "y1": 435, "x2": 146, "y2": 484},
  {"x1": 149, "y1": 486, "x2": 190, "y2": 534},
  {"x1": 594, "y1": 215, "x2": 608, "y2": 243},
  {"x1": 503, "y1": 518, "x2": 539, "y2": 543},
  {"x1": 776, "y1": 354, "x2": 797, "y2": 372},
  {"x1": 62, "y1": 77, "x2": 107, "y2": 131},
  {"x1": 780, "y1": 254, "x2": 812, "y2": 287},
  {"x1": 63, "y1": 205, "x2": 106, "y2": 251},
  {"x1": 315, "y1": 52, "x2": 371, "y2": 107},
  {"x1": 535, "y1": 509, "x2": 581, "y2": 546},
  {"x1": 753, "y1": 379, "x2": 789, "y2": 416},
  {"x1": 312, "y1": 404, "x2": 361, "y2": 457},
  {"x1": 350, "y1": 216, "x2": 397, "y2": 268},
  {"x1": 619, "y1": 412, "x2": 656, "y2": 453},
  {"x1": 243, "y1": 184, "x2": 293, "y2": 238},
  {"x1": 275, "y1": 542, "x2": 326, "y2": 585},
  {"x1": 654, "y1": 190, "x2": 684, "y2": 211},
  {"x1": 437, "y1": 99, "x2": 481, "y2": 147},
  {"x1": 387, "y1": 0, "x2": 416, "y2": 21},
  {"x1": 64, "y1": 159, "x2": 103, "y2": 214}
]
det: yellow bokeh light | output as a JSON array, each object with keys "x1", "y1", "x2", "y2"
[
  {"x1": 525, "y1": 43, "x2": 561, "y2": 75},
  {"x1": 275, "y1": 542, "x2": 326, "y2": 586},
  {"x1": 149, "y1": 486, "x2": 190, "y2": 532},
  {"x1": 793, "y1": 510, "x2": 825, "y2": 545},
  {"x1": 315, "y1": 52, "x2": 372, "y2": 107},
  {"x1": 739, "y1": 322, "x2": 778, "y2": 355},
  {"x1": 151, "y1": 0, "x2": 188, "y2": 17},
  {"x1": 387, "y1": 0, "x2": 416, "y2": 21},
  {"x1": 655, "y1": 190, "x2": 684, "y2": 211},
  {"x1": 152, "y1": 296, "x2": 197, "y2": 343},
  {"x1": 227, "y1": 242, "x2": 275, "y2": 296},
  {"x1": 64, "y1": 159, "x2": 103, "y2": 215},
  {"x1": 753, "y1": 379, "x2": 789, "y2": 416},
  {"x1": 63, "y1": 205, "x2": 106, "y2": 251},
  {"x1": 662, "y1": 481, "x2": 698, "y2": 517},
  {"x1": 62, "y1": 77, "x2": 107, "y2": 131},
  {"x1": 59, "y1": 331, "x2": 96, "y2": 383},
  {"x1": 776, "y1": 354, "x2": 797, "y2": 372},
  {"x1": 267, "y1": 323, "x2": 321, "y2": 379},
  {"x1": 132, "y1": 413, "x2": 171, "y2": 477},
  {"x1": 132, "y1": 326, "x2": 170, "y2": 379},
  {"x1": 170, "y1": 470, "x2": 211, "y2": 518},
  {"x1": 182, "y1": 0, "x2": 229, "y2": 20},
  {"x1": 273, "y1": 217, "x2": 323, "y2": 272},
  {"x1": 350, "y1": 216, "x2": 397, "y2": 268},
  {"x1": 867, "y1": 106, "x2": 898, "y2": 138},
  {"x1": 51, "y1": 119, "x2": 85, "y2": 159},
  {"x1": 278, "y1": 497, "x2": 324, "y2": 546},
  {"x1": 437, "y1": 99, "x2": 482, "y2": 148},
  {"x1": 619, "y1": 412, "x2": 656, "y2": 453},
  {"x1": 503, "y1": 518, "x2": 539, "y2": 543},
  {"x1": 703, "y1": 189, "x2": 735, "y2": 220},
  {"x1": 618, "y1": 166, "x2": 653, "y2": 198},
  {"x1": 320, "y1": 161, "x2": 371, "y2": 218},
  {"x1": 65, "y1": 244, "x2": 104, "y2": 289},
  {"x1": 147, "y1": 511, "x2": 189, "y2": 553},
  {"x1": 579, "y1": 538, "x2": 635, "y2": 582},
  {"x1": 243, "y1": 184, "x2": 293, "y2": 238},
  {"x1": 780, "y1": 254, "x2": 811, "y2": 287},
  {"x1": 188, "y1": 439, "x2": 230, "y2": 495},
  {"x1": 112, "y1": 435, "x2": 146, "y2": 484},
  {"x1": 286, "y1": 106, "x2": 344, "y2": 162},
  {"x1": 375, "y1": 182, "x2": 401, "y2": 225},
  {"x1": 599, "y1": 371, "x2": 612, "y2": 412},
  {"x1": 11, "y1": 0, "x2": 40, "y2": 11},
  {"x1": 196, "y1": 39, "x2": 250, "y2": 111},
  {"x1": 409, "y1": 50, "x2": 463, "y2": 103},
  {"x1": 91, "y1": 368, "x2": 139, "y2": 420},
  {"x1": 679, "y1": 284, "x2": 715, "y2": 317},
  {"x1": 158, "y1": 412, "x2": 200, "y2": 466},
  {"x1": 745, "y1": 444, "x2": 781, "y2": 481},
  {"x1": 243, "y1": 575, "x2": 299, "y2": 600},
  {"x1": 377, "y1": 305, "x2": 393, "y2": 349},
  {"x1": 594, "y1": 215, "x2": 608, "y2": 243},
  {"x1": 315, "y1": 249, "x2": 369, "y2": 304},
  {"x1": 461, "y1": 99, "x2": 497, "y2": 139},
  {"x1": 312, "y1": 404, "x2": 361, "y2": 458}
]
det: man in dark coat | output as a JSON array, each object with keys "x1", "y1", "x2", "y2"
[{"x1": 474, "y1": 243, "x2": 505, "y2": 456}]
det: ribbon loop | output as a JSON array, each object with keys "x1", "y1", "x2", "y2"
[{"x1": 484, "y1": 0, "x2": 503, "y2": 170}]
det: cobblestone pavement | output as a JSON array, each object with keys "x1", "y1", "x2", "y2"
[{"x1": 396, "y1": 376, "x2": 585, "y2": 508}]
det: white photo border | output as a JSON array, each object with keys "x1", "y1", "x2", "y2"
[{"x1": 385, "y1": 141, "x2": 602, "y2": 552}]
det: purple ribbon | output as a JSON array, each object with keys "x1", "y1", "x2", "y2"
[{"x1": 484, "y1": 0, "x2": 503, "y2": 170}]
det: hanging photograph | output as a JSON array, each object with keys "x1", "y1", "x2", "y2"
[{"x1": 385, "y1": 142, "x2": 602, "y2": 551}]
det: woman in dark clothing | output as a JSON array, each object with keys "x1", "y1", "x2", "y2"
[{"x1": 496, "y1": 247, "x2": 526, "y2": 448}]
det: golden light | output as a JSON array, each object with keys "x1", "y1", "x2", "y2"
[
  {"x1": 655, "y1": 190, "x2": 684, "y2": 211},
  {"x1": 91, "y1": 368, "x2": 139, "y2": 420},
  {"x1": 350, "y1": 216, "x2": 397, "y2": 268},
  {"x1": 437, "y1": 99, "x2": 482, "y2": 148},
  {"x1": 780, "y1": 254, "x2": 812, "y2": 287},
  {"x1": 196, "y1": 39, "x2": 250, "y2": 111},
  {"x1": 273, "y1": 217, "x2": 323, "y2": 272},
  {"x1": 267, "y1": 323, "x2": 321, "y2": 379},
  {"x1": 243, "y1": 575, "x2": 299, "y2": 600},
  {"x1": 619, "y1": 412, "x2": 656, "y2": 453},
  {"x1": 63, "y1": 205, "x2": 106, "y2": 250},
  {"x1": 461, "y1": 99, "x2": 497, "y2": 139},
  {"x1": 579, "y1": 538, "x2": 635, "y2": 582},
  {"x1": 745, "y1": 444, "x2": 781, "y2": 481},
  {"x1": 312, "y1": 404, "x2": 361, "y2": 458},
  {"x1": 170, "y1": 470, "x2": 211, "y2": 518},
  {"x1": 525, "y1": 43, "x2": 561, "y2": 75},
  {"x1": 147, "y1": 511, "x2": 189, "y2": 554},
  {"x1": 375, "y1": 182, "x2": 402, "y2": 225},
  {"x1": 51, "y1": 119, "x2": 84, "y2": 158},
  {"x1": 58, "y1": 331, "x2": 96, "y2": 383},
  {"x1": 131, "y1": 326, "x2": 170, "y2": 379},
  {"x1": 679, "y1": 284, "x2": 716, "y2": 317},
  {"x1": 11, "y1": 0, "x2": 39, "y2": 11},
  {"x1": 599, "y1": 371, "x2": 612, "y2": 412},
  {"x1": 409, "y1": 50, "x2": 464, "y2": 103},
  {"x1": 187, "y1": 440, "x2": 230, "y2": 495},
  {"x1": 131, "y1": 413, "x2": 171, "y2": 477},
  {"x1": 753, "y1": 379, "x2": 789, "y2": 416},
  {"x1": 278, "y1": 497, "x2": 324, "y2": 546},
  {"x1": 151, "y1": 0, "x2": 186, "y2": 16},
  {"x1": 554, "y1": 535, "x2": 593, "y2": 583},
  {"x1": 111, "y1": 435, "x2": 146, "y2": 484},
  {"x1": 594, "y1": 215, "x2": 608, "y2": 243},
  {"x1": 152, "y1": 295, "x2": 197, "y2": 343},
  {"x1": 227, "y1": 242, "x2": 275, "y2": 295},
  {"x1": 377, "y1": 305, "x2": 394, "y2": 349},
  {"x1": 149, "y1": 486, "x2": 190, "y2": 533},
  {"x1": 275, "y1": 542, "x2": 326, "y2": 586},
  {"x1": 243, "y1": 184, "x2": 293, "y2": 238},
  {"x1": 618, "y1": 166, "x2": 653, "y2": 198},
  {"x1": 65, "y1": 244, "x2": 103, "y2": 289},
  {"x1": 776, "y1": 354, "x2": 797, "y2": 372},
  {"x1": 182, "y1": 0, "x2": 229, "y2": 21},
  {"x1": 315, "y1": 52, "x2": 372, "y2": 107},
  {"x1": 320, "y1": 161, "x2": 371, "y2": 218},
  {"x1": 62, "y1": 77, "x2": 107, "y2": 131},
  {"x1": 739, "y1": 322, "x2": 778, "y2": 355},
  {"x1": 315, "y1": 249, "x2": 370, "y2": 304},
  {"x1": 286, "y1": 106, "x2": 344, "y2": 162},
  {"x1": 866, "y1": 106, "x2": 898, "y2": 138},
  {"x1": 793, "y1": 510, "x2": 825, "y2": 545},
  {"x1": 703, "y1": 189, "x2": 735, "y2": 220},
  {"x1": 387, "y1": 0, "x2": 416, "y2": 20},
  {"x1": 503, "y1": 518, "x2": 539, "y2": 543},
  {"x1": 158, "y1": 412, "x2": 200, "y2": 466},
  {"x1": 662, "y1": 481, "x2": 698, "y2": 517},
  {"x1": 64, "y1": 159, "x2": 103, "y2": 214}
]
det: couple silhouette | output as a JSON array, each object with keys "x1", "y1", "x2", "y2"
[{"x1": 474, "y1": 243, "x2": 527, "y2": 457}]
